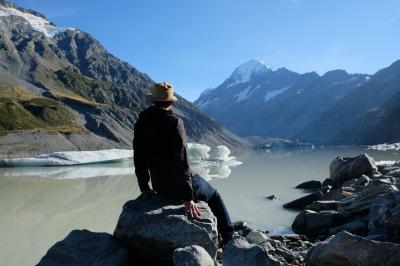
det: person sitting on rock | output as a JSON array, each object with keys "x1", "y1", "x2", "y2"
[{"x1": 133, "y1": 82, "x2": 234, "y2": 245}]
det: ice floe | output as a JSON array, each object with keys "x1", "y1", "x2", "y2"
[
  {"x1": 0, "y1": 149, "x2": 133, "y2": 167},
  {"x1": 0, "y1": 143, "x2": 242, "y2": 181},
  {"x1": 367, "y1": 143, "x2": 400, "y2": 151}
]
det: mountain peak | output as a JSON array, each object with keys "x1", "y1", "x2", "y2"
[
  {"x1": 0, "y1": 1, "x2": 74, "y2": 38},
  {"x1": 229, "y1": 59, "x2": 271, "y2": 85}
]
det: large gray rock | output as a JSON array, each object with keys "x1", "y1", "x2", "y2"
[
  {"x1": 342, "y1": 175, "x2": 371, "y2": 192},
  {"x1": 245, "y1": 231, "x2": 269, "y2": 245},
  {"x1": 306, "y1": 231, "x2": 400, "y2": 266},
  {"x1": 321, "y1": 187, "x2": 353, "y2": 201},
  {"x1": 329, "y1": 154, "x2": 377, "y2": 184},
  {"x1": 173, "y1": 245, "x2": 215, "y2": 266},
  {"x1": 222, "y1": 237, "x2": 281, "y2": 266},
  {"x1": 338, "y1": 178, "x2": 398, "y2": 216},
  {"x1": 113, "y1": 192, "x2": 219, "y2": 260},
  {"x1": 292, "y1": 210, "x2": 346, "y2": 238},
  {"x1": 368, "y1": 191, "x2": 400, "y2": 231},
  {"x1": 37, "y1": 230, "x2": 130, "y2": 266}
]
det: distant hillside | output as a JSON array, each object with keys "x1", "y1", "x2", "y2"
[
  {"x1": 298, "y1": 60, "x2": 400, "y2": 145},
  {"x1": 195, "y1": 59, "x2": 369, "y2": 140},
  {"x1": 0, "y1": 0, "x2": 247, "y2": 157}
]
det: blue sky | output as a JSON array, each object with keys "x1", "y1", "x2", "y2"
[{"x1": 13, "y1": 0, "x2": 400, "y2": 101}]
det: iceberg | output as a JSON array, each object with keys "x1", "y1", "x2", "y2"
[
  {"x1": 367, "y1": 143, "x2": 400, "y2": 151},
  {"x1": 0, "y1": 149, "x2": 133, "y2": 167},
  {"x1": 0, "y1": 143, "x2": 242, "y2": 181},
  {"x1": 187, "y1": 143, "x2": 210, "y2": 162},
  {"x1": 188, "y1": 143, "x2": 242, "y2": 180},
  {"x1": 376, "y1": 160, "x2": 398, "y2": 166},
  {"x1": 0, "y1": 163, "x2": 132, "y2": 179}
]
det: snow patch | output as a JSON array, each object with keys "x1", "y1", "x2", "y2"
[
  {"x1": 264, "y1": 85, "x2": 291, "y2": 103},
  {"x1": 0, "y1": 6, "x2": 72, "y2": 37},
  {"x1": 235, "y1": 85, "x2": 254, "y2": 102},
  {"x1": 226, "y1": 59, "x2": 271, "y2": 87}
]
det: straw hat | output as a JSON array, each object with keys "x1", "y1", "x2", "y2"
[{"x1": 147, "y1": 82, "x2": 178, "y2": 102}]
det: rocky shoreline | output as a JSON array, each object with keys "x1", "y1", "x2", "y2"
[{"x1": 37, "y1": 153, "x2": 400, "y2": 265}]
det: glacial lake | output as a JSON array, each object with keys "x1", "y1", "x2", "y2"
[{"x1": 1, "y1": 147, "x2": 400, "y2": 266}]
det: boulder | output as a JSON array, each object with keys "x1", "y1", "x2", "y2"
[
  {"x1": 232, "y1": 221, "x2": 253, "y2": 236},
  {"x1": 386, "y1": 211, "x2": 400, "y2": 231},
  {"x1": 305, "y1": 200, "x2": 339, "y2": 212},
  {"x1": 292, "y1": 210, "x2": 346, "y2": 238},
  {"x1": 266, "y1": 195, "x2": 279, "y2": 200},
  {"x1": 387, "y1": 168, "x2": 400, "y2": 178},
  {"x1": 295, "y1": 180, "x2": 321, "y2": 190},
  {"x1": 329, "y1": 219, "x2": 367, "y2": 235},
  {"x1": 222, "y1": 237, "x2": 281, "y2": 266},
  {"x1": 305, "y1": 231, "x2": 400, "y2": 266},
  {"x1": 342, "y1": 175, "x2": 371, "y2": 192},
  {"x1": 113, "y1": 192, "x2": 219, "y2": 261},
  {"x1": 338, "y1": 179, "x2": 398, "y2": 216},
  {"x1": 329, "y1": 154, "x2": 377, "y2": 184},
  {"x1": 37, "y1": 230, "x2": 130, "y2": 266},
  {"x1": 368, "y1": 191, "x2": 400, "y2": 231},
  {"x1": 321, "y1": 187, "x2": 353, "y2": 201},
  {"x1": 245, "y1": 231, "x2": 269, "y2": 245},
  {"x1": 283, "y1": 191, "x2": 323, "y2": 210},
  {"x1": 173, "y1": 245, "x2": 215, "y2": 266}
]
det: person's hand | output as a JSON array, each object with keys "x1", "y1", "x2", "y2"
[{"x1": 183, "y1": 200, "x2": 201, "y2": 219}]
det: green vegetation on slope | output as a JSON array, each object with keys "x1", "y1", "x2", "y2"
[{"x1": 0, "y1": 95, "x2": 84, "y2": 136}]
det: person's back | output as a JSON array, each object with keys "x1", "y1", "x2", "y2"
[
  {"x1": 133, "y1": 82, "x2": 234, "y2": 246},
  {"x1": 134, "y1": 104, "x2": 193, "y2": 201}
]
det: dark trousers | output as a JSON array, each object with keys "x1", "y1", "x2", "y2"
[{"x1": 192, "y1": 174, "x2": 234, "y2": 240}]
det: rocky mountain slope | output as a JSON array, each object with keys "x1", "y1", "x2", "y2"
[
  {"x1": 298, "y1": 60, "x2": 400, "y2": 145},
  {"x1": 195, "y1": 59, "x2": 369, "y2": 140},
  {"x1": 0, "y1": 0, "x2": 247, "y2": 157}
]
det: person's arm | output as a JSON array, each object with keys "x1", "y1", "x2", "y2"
[
  {"x1": 133, "y1": 120, "x2": 151, "y2": 192},
  {"x1": 174, "y1": 118, "x2": 200, "y2": 218}
]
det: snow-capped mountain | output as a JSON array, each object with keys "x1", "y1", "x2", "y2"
[
  {"x1": 195, "y1": 60, "x2": 370, "y2": 140},
  {"x1": 0, "y1": 0, "x2": 247, "y2": 157},
  {"x1": 0, "y1": 1, "x2": 74, "y2": 37}
]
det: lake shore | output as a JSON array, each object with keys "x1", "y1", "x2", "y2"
[{"x1": 36, "y1": 152, "x2": 400, "y2": 265}]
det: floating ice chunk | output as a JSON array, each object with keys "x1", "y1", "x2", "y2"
[
  {"x1": 0, "y1": 163, "x2": 132, "y2": 179},
  {"x1": 367, "y1": 143, "x2": 400, "y2": 151},
  {"x1": 187, "y1": 143, "x2": 211, "y2": 162},
  {"x1": 0, "y1": 149, "x2": 133, "y2": 167},
  {"x1": 209, "y1": 145, "x2": 237, "y2": 162},
  {"x1": 376, "y1": 160, "x2": 397, "y2": 166}
]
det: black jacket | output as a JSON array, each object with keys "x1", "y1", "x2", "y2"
[{"x1": 133, "y1": 105, "x2": 194, "y2": 201}]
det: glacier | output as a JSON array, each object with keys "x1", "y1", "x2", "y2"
[
  {"x1": 0, "y1": 5, "x2": 73, "y2": 38},
  {"x1": 264, "y1": 85, "x2": 291, "y2": 103}
]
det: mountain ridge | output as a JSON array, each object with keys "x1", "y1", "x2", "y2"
[
  {"x1": 0, "y1": 1, "x2": 248, "y2": 158},
  {"x1": 194, "y1": 60, "x2": 370, "y2": 140}
]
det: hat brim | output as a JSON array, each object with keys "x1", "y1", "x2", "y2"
[{"x1": 146, "y1": 94, "x2": 178, "y2": 102}]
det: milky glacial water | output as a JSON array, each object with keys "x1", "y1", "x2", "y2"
[{"x1": 1, "y1": 148, "x2": 400, "y2": 266}]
